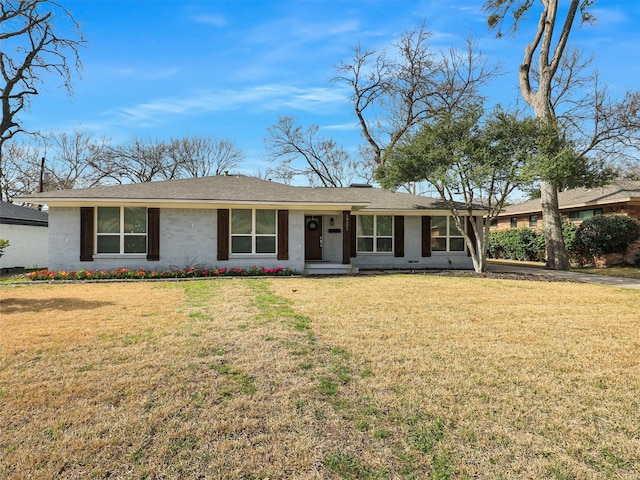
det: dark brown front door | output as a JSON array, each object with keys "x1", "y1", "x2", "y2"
[{"x1": 305, "y1": 216, "x2": 323, "y2": 260}]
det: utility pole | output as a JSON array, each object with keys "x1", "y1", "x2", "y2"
[{"x1": 39, "y1": 156, "x2": 45, "y2": 193}]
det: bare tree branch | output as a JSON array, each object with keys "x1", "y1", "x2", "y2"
[{"x1": 333, "y1": 23, "x2": 499, "y2": 167}]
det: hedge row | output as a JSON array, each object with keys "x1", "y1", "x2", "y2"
[{"x1": 488, "y1": 215, "x2": 640, "y2": 263}]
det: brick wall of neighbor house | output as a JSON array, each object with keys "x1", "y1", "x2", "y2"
[
  {"x1": 351, "y1": 216, "x2": 477, "y2": 270},
  {"x1": 491, "y1": 202, "x2": 640, "y2": 265},
  {"x1": 47, "y1": 207, "x2": 306, "y2": 272},
  {"x1": 492, "y1": 214, "x2": 541, "y2": 231}
]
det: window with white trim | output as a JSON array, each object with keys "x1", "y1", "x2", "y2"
[
  {"x1": 431, "y1": 216, "x2": 465, "y2": 252},
  {"x1": 357, "y1": 215, "x2": 393, "y2": 253},
  {"x1": 231, "y1": 208, "x2": 276, "y2": 254},
  {"x1": 96, "y1": 206, "x2": 147, "y2": 254}
]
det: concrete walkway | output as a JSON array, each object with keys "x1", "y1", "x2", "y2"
[{"x1": 486, "y1": 263, "x2": 640, "y2": 290}]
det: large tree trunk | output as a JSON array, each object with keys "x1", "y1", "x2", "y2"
[
  {"x1": 540, "y1": 180, "x2": 571, "y2": 270},
  {"x1": 515, "y1": 0, "x2": 578, "y2": 271}
]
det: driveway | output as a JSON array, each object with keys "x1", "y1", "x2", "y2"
[{"x1": 486, "y1": 263, "x2": 640, "y2": 290}]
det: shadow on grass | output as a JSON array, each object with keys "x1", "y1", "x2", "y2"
[{"x1": 0, "y1": 297, "x2": 115, "y2": 314}]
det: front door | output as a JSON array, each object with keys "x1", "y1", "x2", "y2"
[{"x1": 305, "y1": 216, "x2": 323, "y2": 260}]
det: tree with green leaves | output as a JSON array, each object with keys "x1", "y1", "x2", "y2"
[
  {"x1": 483, "y1": 0, "x2": 640, "y2": 269},
  {"x1": 376, "y1": 106, "x2": 592, "y2": 273}
]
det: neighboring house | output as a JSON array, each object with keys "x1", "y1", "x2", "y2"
[
  {"x1": 18, "y1": 175, "x2": 484, "y2": 274},
  {"x1": 493, "y1": 180, "x2": 640, "y2": 262},
  {"x1": 0, "y1": 201, "x2": 49, "y2": 272}
]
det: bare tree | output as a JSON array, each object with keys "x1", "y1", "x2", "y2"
[
  {"x1": 40, "y1": 131, "x2": 112, "y2": 190},
  {"x1": 333, "y1": 24, "x2": 499, "y2": 168},
  {"x1": 168, "y1": 136, "x2": 244, "y2": 178},
  {"x1": 483, "y1": 0, "x2": 640, "y2": 270},
  {"x1": 0, "y1": 141, "x2": 41, "y2": 201},
  {"x1": 0, "y1": 132, "x2": 112, "y2": 201},
  {"x1": 265, "y1": 116, "x2": 373, "y2": 187},
  {"x1": 0, "y1": 1, "x2": 84, "y2": 172},
  {"x1": 94, "y1": 137, "x2": 170, "y2": 184}
]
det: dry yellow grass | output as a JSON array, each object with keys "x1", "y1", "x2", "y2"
[{"x1": 1, "y1": 275, "x2": 639, "y2": 479}]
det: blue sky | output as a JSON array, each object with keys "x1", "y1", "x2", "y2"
[{"x1": 23, "y1": 0, "x2": 640, "y2": 177}]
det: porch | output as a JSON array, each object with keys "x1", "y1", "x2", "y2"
[{"x1": 303, "y1": 261, "x2": 359, "y2": 275}]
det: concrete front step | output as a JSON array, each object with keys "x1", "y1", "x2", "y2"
[{"x1": 303, "y1": 263, "x2": 359, "y2": 275}]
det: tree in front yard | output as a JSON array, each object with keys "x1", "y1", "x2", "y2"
[
  {"x1": 376, "y1": 106, "x2": 551, "y2": 273},
  {"x1": 483, "y1": 0, "x2": 640, "y2": 270}
]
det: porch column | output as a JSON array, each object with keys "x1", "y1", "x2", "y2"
[{"x1": 342, "y1": 210, "x2": 351, "y2": 264}]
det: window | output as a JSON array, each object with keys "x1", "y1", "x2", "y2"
[
  {"x1": 357, "y1": 215, "x2": 393, "y2": 253},
  {"x1": 231, "y1": 209, "x2": 276, "y2": 254},
  {"x1": 96, "y1": 206, "x2": 147, "y2": 254},
  {"x1": 510, "y1": 217, "x2": 518, "y2": 228},
  {"x1": 569, "y1": 208, "x2": 603, "y2": 222},
  {"x1": 431, "y1": 216, "x2": 465, "y2": 252},
  {"x1": 529, "y1": 214, "x2": 538, "y2": 227}
]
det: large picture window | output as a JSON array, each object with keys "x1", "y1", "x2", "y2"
[
  {"x1": 431, "y1": 216, "x2": 465, "y2": 252},
  {"x1": 231, "y1": 209, "x2": 276, "y2": 254},
  {"x1": 357, "y1": 215, "x2": 393, "y2": 253},
  {"x1": 96, "y1": 206, "x2": 147, "y2": 254}
]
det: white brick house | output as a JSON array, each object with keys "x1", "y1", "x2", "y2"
[{"x1": 19, "y1": 175, "x2": 484, "y2": 274}]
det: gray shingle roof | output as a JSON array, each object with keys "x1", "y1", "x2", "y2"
[
  {"x1": 502, "y1": 181, "x2": 640, "y2": 215},
  {"x1": 0, "y1": 201, "x2": 48, "y2": 226},
  {"x1": 17, "y1": 175, "x2": 480, "y2": 213}
]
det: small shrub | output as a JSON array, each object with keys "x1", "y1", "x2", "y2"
[
  {"x1": 561, "y1": 218, "x2": 578, "y2": 253},
  {"x1": 488, "y1": 228, "x2": 545, "y2": 262},
  {"x1": 575, "y1": 215, "x2": 640, "y2": 256},
  {"x1": 0, "y1": 239, "x2": 9, "y2": 256}
]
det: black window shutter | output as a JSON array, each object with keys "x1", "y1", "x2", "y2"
[
  {"x1": 421, "y1": 216, "x2": 432, "y2": 257},
  {"x1": 80, "y1": 207, "x2": 94, "y2": 261},
  {"x1": 147, "y1": 208, "x2": 160, "y2": 261},
  {"x1": 342, "y1": 210, "x2": 351, "y2": 264},
  {"x1": 277, "y1": 210, "x2": 289, "y2": 261},
  {"x1": 394, "y1": 215, "x2": 404, "y2": 257},
  {"x1": 217, "y1": 209, "x2": 229, "y2": 261}
]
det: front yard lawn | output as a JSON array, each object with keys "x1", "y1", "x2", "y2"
[{"x1": 1, "y1": 276, "x2": 638, "y2": 479}]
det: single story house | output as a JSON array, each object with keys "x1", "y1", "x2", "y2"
[
  {"x1": 0, "y1": 201, "x2": 49, "y2": 272},
  {"x1": 18, "y1": 175, "x2": 484, "y2": 274},
  {"x1": 492, "y1": 180, "x2": 640, "y2": 262}
]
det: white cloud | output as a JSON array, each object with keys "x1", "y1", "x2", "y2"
[
  {"x1": 321, "y1": 122, "x2": 360, "y2": 132},
  {"x1": 110, "y1": 84, "x2": 347, "y2": 128},
  {"x1": 191, "y1": 14, "x2": 227, "y2": 27}
]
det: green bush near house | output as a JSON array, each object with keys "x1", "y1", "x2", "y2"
[
  {"x1": 574, "y1": 214, "x2": 640, "y2": 257},
  {"x1": 488, "y1": 220, "x2": 577, "y2": 263},
  {"x1": 0, "y1": 239, "x2": 9, "y2": 257},
  {"x1": 488, "y1": 228, "x2": 545, "y2": 262}
]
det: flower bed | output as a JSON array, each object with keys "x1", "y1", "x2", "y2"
[{"x1": 27, "y1": 266, "x2": 298, "y2": 281}]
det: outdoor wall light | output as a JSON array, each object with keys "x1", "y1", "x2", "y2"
[{"x1": 330, "y1": 217, "x2": 335, "y2": 226}]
